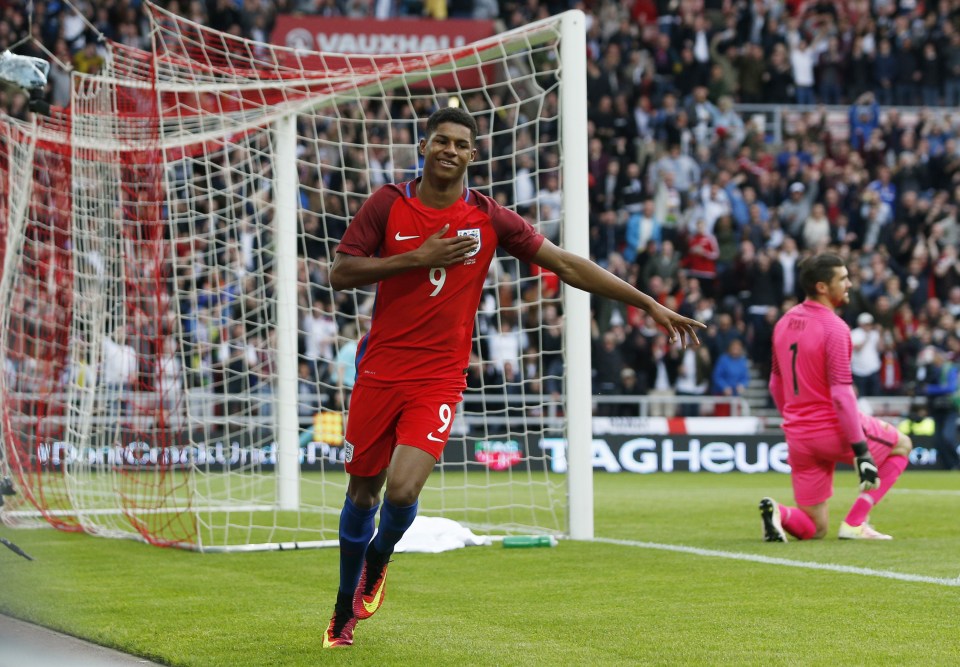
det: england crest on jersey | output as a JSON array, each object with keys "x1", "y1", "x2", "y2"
[{"x1": 458, "y1": 228, "x2": 481, "y2": 260}]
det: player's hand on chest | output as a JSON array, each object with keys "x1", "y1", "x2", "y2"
[{"x1": 387, "y1": 204, "x2": 490, "y2": 268}]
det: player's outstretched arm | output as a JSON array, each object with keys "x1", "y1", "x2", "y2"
[
  {"x1": 532, "y1": 239, "x2": 706, "y2": 347},
  {"x1": 330, "y1": 224, "x2": 477, "y2": 290}
]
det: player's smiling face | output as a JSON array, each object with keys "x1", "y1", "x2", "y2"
[{"x1": 420, "y1": 122, "x2": 476, "y2": 180}]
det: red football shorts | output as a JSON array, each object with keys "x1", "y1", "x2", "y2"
[
  {"x1": 343, "y1": 381, "x2": 463, "y2": 477},
  {"x1": 787, "y1": 413, "x2": 900, "y2": 506}
]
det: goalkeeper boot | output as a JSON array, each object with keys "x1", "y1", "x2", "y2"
[
  {"x1": 354, "y1": 547, "x2": 391, "y2": 620},
  {"x1": 838, "y1": 521, "x2": 892, "y2": 540},
  {"x1": 759, "y1": 497, "x2": 788, "y2": 542},
  {"x1": 322, "y1": 595, "x2": 357, "y2": 648}
]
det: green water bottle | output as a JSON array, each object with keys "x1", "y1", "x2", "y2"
[{"x1": 502, "y1": 535, "x2": 558, "y2": 548}]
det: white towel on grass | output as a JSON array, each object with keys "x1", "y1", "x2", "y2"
[{"x1": 393, "y1": 516, "x2": 491, "y2": 553}]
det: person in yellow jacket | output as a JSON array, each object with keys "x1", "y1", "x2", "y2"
[{"x1": 898, "y1": 402, "x2": 935, "y2": 437}]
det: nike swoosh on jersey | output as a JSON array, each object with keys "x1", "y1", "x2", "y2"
[
  {"x1": 395, "y1": 233, "x2": 420, "y2": 241},
  {"x1": 427, "y1": 433, "x2": 444, "y2": 442}
]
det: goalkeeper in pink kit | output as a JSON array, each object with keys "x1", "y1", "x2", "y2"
[
  {"x1": 321, "y1": 107, "x2": 706, "y2": 647},
  {"x1": 761, "y1": 253, "x2": 913, "y2": 542}
]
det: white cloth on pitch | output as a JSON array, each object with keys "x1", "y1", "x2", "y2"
[{"x1": 394, "y1": 516, "x2": 491, "y2": 553}]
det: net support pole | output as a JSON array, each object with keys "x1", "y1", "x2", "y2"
[
  {"x1": 273, "y1": 113, "x2": 300, "y2": 511},
  {"x1": 560, "y1": 9, "x2": 593, "y2": 541}
]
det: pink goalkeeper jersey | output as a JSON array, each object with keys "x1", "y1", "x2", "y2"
[
  {"x1": 336, "y1": 180, "x2": 545, "y2": 388},
  {"x1": 771, "y1": 300, "x2": 854, "y2": 440}
]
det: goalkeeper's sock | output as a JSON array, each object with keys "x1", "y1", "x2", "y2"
[
  {"x1": 338, "y1": 495, "x2": 378, "y2": 596},
  {"x1": 372, "y1": 498, "x2": 419, "y2": 557},
  {"x1": 843, "y1": 495, "x2": 874, "y2": 528},
  {"x1": 845, "y1": 454, "x2": 908, "y2": 526},
  {"x1": 779, "y1": 503, "x2": 816, "y2": 540}
]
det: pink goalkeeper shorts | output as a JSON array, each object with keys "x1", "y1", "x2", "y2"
[{"x1": 787, "y1": 414, "x2": 900, "y2": 506}]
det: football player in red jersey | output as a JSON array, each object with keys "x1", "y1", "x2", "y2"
[{"x1": 322, "y1": 106, "x2": 705, "y2": 648}]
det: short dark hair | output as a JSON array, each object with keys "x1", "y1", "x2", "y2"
[
  {"x1": 425, "y1": 106, "x2": 477, "y2": 144},
  {"x1": 799, "y1": 253, "x2": 845, "y2": 297}
]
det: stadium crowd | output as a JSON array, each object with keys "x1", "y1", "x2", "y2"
[{"x1": 1, "y1": 0, "x2": 960, "y2": 449}]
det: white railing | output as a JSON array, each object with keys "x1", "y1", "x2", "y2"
[{"x1": 733, "y1": 102, "x2": 952, "y2": 148}]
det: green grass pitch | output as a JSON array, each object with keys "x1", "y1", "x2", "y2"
[{"x1": 2, "y1": 471, "x2": 959, "y2": 666}]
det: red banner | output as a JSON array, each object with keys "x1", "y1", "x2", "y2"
[
  {"x1": 273, "y1": 16, "x2": 495, "y2": 55},
  {"x1": 271, "y1": 17, "x2": 496, "y2": 89}
]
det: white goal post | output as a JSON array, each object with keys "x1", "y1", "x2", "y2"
[{"x1": 0, "y1": 4, "x2": 591, "y2": 550}]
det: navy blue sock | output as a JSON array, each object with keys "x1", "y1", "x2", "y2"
[
  {"x1": 371, "y1": 499, "x2": 418, "y2": 558},
  {"x1": 338, "y1": 495, "x2": 378, "y2": 597}
]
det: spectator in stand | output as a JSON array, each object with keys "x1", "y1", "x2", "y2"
[
  {"x1": 647, "y1": 333, "x2": 680, "y2": 417},
  {"x1": 932, "y1": 245, "x2": 960, "y2": 303},
  {"x1": 705, "y1": 311, "x2": 744, "y2": 363},
  {"x1": 650, "y1": 31, "x2": 680, "y2": 99},
  {"x1": 873, "y1": 38, "x2": 897, "y2": 106},
  {"x1": 47, "y1": 39, "x2": 73, "y2": 109},
  {"x1": 156, "y1": 335, "x2": 184, "y2": 415},
  {"x1": 652, "y1": 170, "x2": 684, "y2": 243},
  {"x1": 867, "y1": 165, "x2": 897, "y2": 211},
  {"x1": 851, "y1": 312, "x2": 883, "y2": 398},
  {"x1": 846, "y1": 37, "x2": 873, "y2": 105},
  {"x1": 614, "y1": 367, "x2": 646, "y2": 417},
  {"x1": 675, "y1": 344, "x2": 712, "y2": 416},
  {"x1": 302, "y1": 298, "x2": 338, "y2": 381},
  {"x1": 101, "y1": 327, "x2": 138, "y2": 420},
  {"x1": 919, "y1": 41, "x2": 942, "y2": 108},
  {"x1": 858, "y1": 190, "x2": 893, "y2": 252},
  {"x1": 298, "y1": 360, "x2": 321, "y2": 419},
  {"x1": 816, "y1": 36, "x2": 844, "y2": 105},
  {"x1": 486, "y1": 317, "x2": 527, "y2": 374},
  {"x1": 778, "y1": 180, "x2": 816, "y2": 243},
  {"x1": 539, "y1": 304, "x2": 564, "y2": 398},
  {"x1": 592, "y1": 330, "x2": 626, "y2": 415},
  {"x1": 683, "y1": 218, "x2": 720, "y2": 298},
  {"x1": 762, "y1": 43, "x2": 795, "y2": 104},
  {"x1": 331, "y1": 321, "x2": 362, "y2": 393},
  {"x1": 789, "y1": 36, "x2": 817, "y2": 105},
  {"x1": 712, "y1": 213, "x2": 739, "y2": 279},
  {"x1": 735, "y1": 43, "x2": 766, "y2": 104},
  {"x1": 745, "y1": 249, "x2": 784, "y2": 331},
  {"x1": 751, "y1": 306, "x2": 779, "y2": 386},
  {"x1": 711, "y1": 96, "x2": 745, "y2": 151},
  {"x1": 686, "y1": 85, "x2": 719, "y2": 149},
  {"x1": 944, "y1": 29, "x2": 960, "y2": 107},
  {"x1": 73, "y1": 40, "x2": 104, "y2": 74},
  {"x1": 919, "y1": 345, "x2": 960, "y2": 471},
  {"x1": 777, "y1": 236, "x2": 801, "y2": 301},
  {"x1": 712, "y1": 338, "x2": 750, "y2": 416},
  {"x1": 624, "y1": 198, "x2": 661, "y2": 264},
  {"x1": 641, "y1": 238, "x2": 680, "y2": 289},
  {"x1": 696, "y1": 178, "x2": 732, "y2": 233},
  {"x1": 649, "y1": 142, "x2": 700, "y2": 209},
  {"x1": 849, "y1": 93, "x2": 881, "y2": 153},
  {"x1": 801, "y1": 202, "x2": 832, "y2": 251},
  {"x1": 894, "y1": 36, "x2": 920, "y2": 107}
]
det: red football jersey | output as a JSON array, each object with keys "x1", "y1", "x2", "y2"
[{"x1": 335, "y1": 180, "x2": 545, "y2": 388}]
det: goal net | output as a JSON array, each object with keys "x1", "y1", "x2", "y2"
[{"x1": 0, "y1": 4, "x2": 591, "y2": 551}]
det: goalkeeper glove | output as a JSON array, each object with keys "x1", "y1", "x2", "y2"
[{"x1": 851, "y1": 441, "x2": 880, "y2": 491}]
